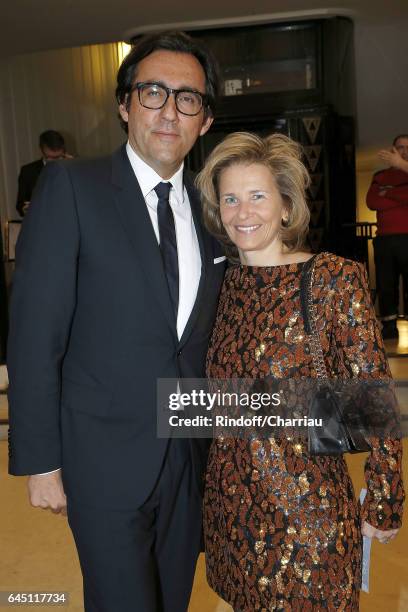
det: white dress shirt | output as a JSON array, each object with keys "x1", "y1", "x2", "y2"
[
  {"x1": 37, "y1": 143, "x2": 202, "y2": 477},
  {"x1": 126, "y1": 142, "x2": 201, "y2": 340}
]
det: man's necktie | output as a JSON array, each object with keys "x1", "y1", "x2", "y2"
[{"x1": 154, "y1": 182, "x2": 179, "y2": 316}]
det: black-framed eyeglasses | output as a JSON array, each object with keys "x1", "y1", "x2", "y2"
[{"x1": 132, "y1": 82, "x2": 207, "y2": 116}]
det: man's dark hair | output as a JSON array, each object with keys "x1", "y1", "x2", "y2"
[
  {"x1": 115, "y1": 30, "x2": 220, "y2": 132},
  {"x1": 393, "y1": 134, "x2": 408, "y2": 146},
  {"x1": 39, "y1": 130, "x2": 65, "y2": 151}
]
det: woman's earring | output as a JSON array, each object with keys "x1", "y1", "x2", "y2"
[{"x1": 281, "y1": 216, "x2": 289, "y2": 228}]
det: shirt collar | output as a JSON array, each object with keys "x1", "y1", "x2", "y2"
[{"x1": 126, "y1": 142, "x2": 185, "y2": 204}]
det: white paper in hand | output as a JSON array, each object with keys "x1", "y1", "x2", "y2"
[{"x1": 359, "y1": 488, "x2": 372, "y2": 593}]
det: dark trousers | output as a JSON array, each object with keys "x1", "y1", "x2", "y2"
[
  {"x1": 67, "y1": 440, "x2": 202, "y2": 612},
  {"x1": 373, "y1": 234, "x2": 408, "y2": 319}
]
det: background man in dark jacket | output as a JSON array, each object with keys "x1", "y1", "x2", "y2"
[{"x1": 16, "y1": 129, "x2": 68, "y2": 216}]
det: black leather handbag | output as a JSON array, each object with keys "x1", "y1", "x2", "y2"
[{"x1": 300, "y1": 255, "x2": 371, "y2": 455}]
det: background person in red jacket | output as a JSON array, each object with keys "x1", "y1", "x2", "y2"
[{"x1": 367, "y1": 134, "x2": 408, "y2": 339}]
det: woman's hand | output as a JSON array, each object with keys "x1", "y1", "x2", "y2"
[{"x1": 361, "y1": 520, "x2": 399, "y2": 543}]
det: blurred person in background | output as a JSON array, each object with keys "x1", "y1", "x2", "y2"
[
  {"x1": 367, "y1": 134, "x2": 408, "y2": 339},
  {"x1": 16, "y1": 130, "x2": 71, "y2": 217}
]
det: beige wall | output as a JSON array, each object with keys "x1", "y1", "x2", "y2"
[
  {"x1": 353, "y1": 18, "x2": 408, "y2": 287},
  {"x1": 0, "y1": 42, "x2": 125, "y2": 227},
  {"x1": 354, "y1": 18, "x2": 408, "y2": 152},
  {"x1": 0, "y1": 18, "x2": 407, "y2": 246}
]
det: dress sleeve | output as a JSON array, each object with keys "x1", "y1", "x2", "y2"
[{"x1": 331, "y1": 259, "x2": 404, "y2": 530}]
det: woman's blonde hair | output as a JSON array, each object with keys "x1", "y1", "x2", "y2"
[{"x1": 196, "y1": 132, "x2": 311, "y2": 260}]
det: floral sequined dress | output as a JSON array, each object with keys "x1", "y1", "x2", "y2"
[{"x1": 203, "y1": 252, "x2": 404, "y2": 612}]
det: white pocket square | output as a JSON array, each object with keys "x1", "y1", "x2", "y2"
[{"x1": 213, "y1": 256, "x2": 227, "y2": 264}]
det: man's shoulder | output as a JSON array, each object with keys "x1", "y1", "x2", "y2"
[
  {"x1": 372, "y1": 167, "x2": 389, "y2": 180},
  {"x1": 53, "y1": 145, "x2": 126, "y2": 183},
  {"x1": 19, "y1": 159, "x2": 43, "y2": 174},
  {"x1": 66, "y1": 147, "x2": 121, "y2": 171},
  {"x1": 372, "y1": 167, "x2": 408, "y2": 184}
]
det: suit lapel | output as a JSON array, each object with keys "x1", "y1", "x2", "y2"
[
  {"x1": 111, "y1": 145, "x2": 177, "y2": 336},
  {"x1": 178, "y1": 171, "x2": 210, "y2": 348}
]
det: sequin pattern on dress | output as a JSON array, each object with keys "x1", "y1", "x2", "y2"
[{"x1": 203, "y1": 252, "x2": 404, "y2": 611}]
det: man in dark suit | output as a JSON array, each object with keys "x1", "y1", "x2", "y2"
[
  {"x1": 16, "y1": 130, "x2": 68, "y2": 216},
  {"x1": 8, "y1": 31, "x2": 226, "y2": 611}
]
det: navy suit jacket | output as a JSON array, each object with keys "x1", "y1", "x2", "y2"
[
  {"x1": 16, "y1": 159, "x2": 44, "y2": 216},
  {"x1": 8, "y1": 144, "x2": 225, "y2": 509}
]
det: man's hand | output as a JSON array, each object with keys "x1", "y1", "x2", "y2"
[
  {"x1": 361, "y1": 520, "x2": 399, "y2": 544},
  {"x1": 27, "y1": 471, "x2": 67, "y2": 516},
  {"x1": 378, "y1": 147, "x2": 407, "y2": 171}
]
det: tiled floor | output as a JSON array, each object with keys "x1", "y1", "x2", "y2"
[{"x1": 1, "y1": 322, "x2": 407, "y2": 611}]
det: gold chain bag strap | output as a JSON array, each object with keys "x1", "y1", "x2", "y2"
[{"x1": 300, "y1": 254, "x2": 371, "y2": 455}]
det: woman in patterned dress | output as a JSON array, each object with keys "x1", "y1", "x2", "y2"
[{"x1": 196, "y1": 132, "x2": 404, "y2": 611}]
